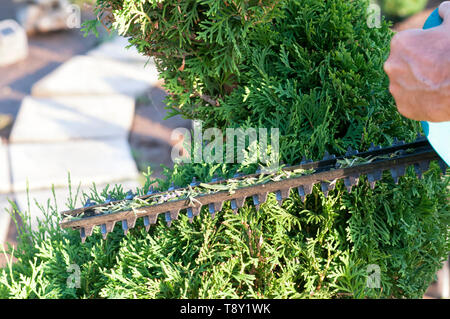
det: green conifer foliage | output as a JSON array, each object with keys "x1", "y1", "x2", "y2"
[
  {"x1": 1, "y1": 0, "x2": 448, "y2": 299},
  {"x1": 93, "y1": 0, "x2": 421, "y2": 160}
]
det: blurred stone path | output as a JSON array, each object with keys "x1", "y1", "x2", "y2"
[{"x1": 0, "y1": 36, "x2": 173, "y2": 244}]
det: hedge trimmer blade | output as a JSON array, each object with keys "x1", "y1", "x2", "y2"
[{"x1": 60, "y1": 137, "x2": 447, "y2": 243}]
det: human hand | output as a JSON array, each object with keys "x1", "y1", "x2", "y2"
[{"x1": 384, "y1": 1, "x2": 450, "y2": 122}]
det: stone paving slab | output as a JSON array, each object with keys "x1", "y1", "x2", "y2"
[
  {"x1": 10, "y1": 138, "x2": 139, "y2": 192},
  {"x1": 14, "y1": 180, "x2": 141, "y2": 232},
  {"x1": 0, "y1": 142, "x2": 10, "y2": 194},
  {"x1": 0, "y1": 195, "x2": 13, "y2": 244},
  {"x1": 87, "y1": 36, "x2": 149, "y2": 63},
  {"x1": 10, "y1": 95, "x2": 135, "y2": 142},
  {"x1": 31, "y1": 55, "x2": 159, "y2": 98}
]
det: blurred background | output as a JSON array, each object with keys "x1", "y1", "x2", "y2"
[{"x1": 0, "y1": 0, "x2": 447, "y2": 298}]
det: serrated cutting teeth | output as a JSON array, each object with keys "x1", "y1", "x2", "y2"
[
  {"x1": 230, "y1": 197, "x2": 246, "y2": 214},
  {"x1": 321, "y1": 182, "x2": 330, "y2": 197},
  {"x1": 322, "y1": 180, "x2": 337, "y2": 197},
  {"x1": 345, "y1": 146, "x2": 358, "y2": 157},
  {"x1": 344, "y1": 173, "x2": 360, "y2": 193},
  {"x1": 80, "y1": 225, "x2": 94, "y2": 243},
  {"x1": 208, "y1": 202, "x2": 224, "y2": 219},
  {"x1": 165, "y1": 210, "x2": 180, "y2": 227},
  {"x1": 122, "y1": 216, "x2": 137, "y2": 236},
  {"x1": 390, "y1": 165, "x2": 406, "y2": 184},
  {"x1": 322, "y1": 151, "x2": 336, "y2": 161},
  {"x1": 275, "y1": 188, "x2": 291, "y2": 206},
  {"x1": 84, "y1": 199, "x2": 96, "y2": 208},
  {"x1": 165, "y1": 212, "x2": 172, "y2": 227},
  {"x1": 187, "y1": 206, "x2": 201, "y2": 223},
  {"x1": 297, "y1": 184, "x2": 313, "y2": 202},
  {"x1": 208, "y1": 203, "x2": 215, "y2": 218},
  {"x1": 368, "y1": 143, "x2": 381, "y2": 152},
  {"x1": 171, "y1": 210, "x2": 180, "y2": 220},
  {"x1": 62, "y1": 137, "x2": 444, "y2": 243},
  {"x1": 101, "y1": 221, "x2": 116, "y2": 240},
  {"x1": 104, "y1": 195, "x2": 114, "y2": 204},
  {"x1": 367, "y1": 170, "x2": 382, "y2": 189},
  {"x1": 125, "y1": 190, "x2": 135, "y2": 200},
  {"x1": 414, "y1": 163, "x2": 423, "y2": 179},
  {"x1": 100, "y1": 223, "x2": 106, "y2": 239},
  {"x1": 398, "y1": 165, "x2": 406, "y2": 182},
  {"x1": 252, "y1": 193, "x2": 268, "y2": 211},
  {"x1": 143, "y1": 214, "x2": 158, "y2": 231},
  {"x1": 190, "y1": 177, "x2": 200, "y2": 187},
  {"x1": 390, "y1": 167, "x2": 399, "y2": 184},
  {"x1": 420, "y1": 160, "x2": 430, "y2": 173},
  {"x1": 122, "y1": 220, "x2": 129, "y2": 235},
  {"x1": 413, "y1": 160, "x2": 431, "y2": 179}
]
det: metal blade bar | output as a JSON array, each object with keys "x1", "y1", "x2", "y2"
[
  {"x1": 60, "y1": 137, "x2": 431, "y2": 218},
  {"x1": 60, "y1": 144, "x2": 442, "y2": 241}
]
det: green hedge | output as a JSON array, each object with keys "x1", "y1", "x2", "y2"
[{"x1": 1, "y1": 0, "x2": 448, "y2": 299}]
